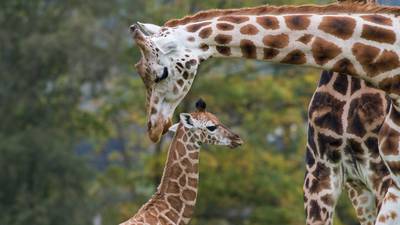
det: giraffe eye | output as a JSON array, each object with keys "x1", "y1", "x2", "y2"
[
  {"x1": 154, "y1": 67, "x2": 169, "y2": 83},
  {"x1": 206, "y1": 125, "x2": 217, "y2": 132}
]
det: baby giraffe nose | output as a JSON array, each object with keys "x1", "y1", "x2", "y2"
[{"x1": 229, "y1": 133, "x2": 243, "y2": 148}]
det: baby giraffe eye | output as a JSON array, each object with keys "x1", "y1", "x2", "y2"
[{"x1": 206, "y1": 125, "x2": 217, "y2": 132}]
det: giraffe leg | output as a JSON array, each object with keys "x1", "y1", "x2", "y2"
[
  {"x1": 376, "y1": 183, "x2": 400, "y2": 225},
  {"x1": 376, "y1": 103, "x2": 400, "y2": 225},
  {"x1": 345, "y1": 181, "x2": 377, "y2": 225},
  {"x1": 304, "y1": 147, "x2": 342, "y2": 225}
]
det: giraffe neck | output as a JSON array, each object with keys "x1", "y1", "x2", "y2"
[
  {"x1": 156, "y1": 124, "x2": 200, "y2": 224},
  {"x1": 176, "y1": 12, "x2": 400, "y2": 98}
]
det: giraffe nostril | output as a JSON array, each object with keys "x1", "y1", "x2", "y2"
[
  {"x1": 130, "y1": 25, "x2": 137, "y2": 33},
  {"x1": 147, "y1": 121, "x2": 152, "y2": 131},
  {"x1": 231, "y1": 134, "x2": 240, "y2": 140}
]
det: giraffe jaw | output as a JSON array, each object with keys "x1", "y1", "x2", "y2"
[{"x1": 148, "y1": 116, "x2": 173, "y2": 143}]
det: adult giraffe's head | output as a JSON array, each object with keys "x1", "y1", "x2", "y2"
[
  {"x1": 131, "y1": 22, "x2": 203, "y2": 142},
  {"x1": 169, "y1": 99, "x2": 243, "y2": 148}
]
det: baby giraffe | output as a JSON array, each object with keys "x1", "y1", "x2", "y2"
[{"x1": 120, "y1": 99, "x2": 243, "y2": 225}]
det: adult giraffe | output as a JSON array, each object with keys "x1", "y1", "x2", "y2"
[
  {"x1": 304, "y1": 0, "x2": 392, "y2": 224},
  {"x1": 130, "y1": 1, "x2": 400, "y2": 224}
]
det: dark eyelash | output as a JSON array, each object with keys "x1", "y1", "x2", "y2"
[
  {"x1": 154, "y1": 67, "x2": 168, "y2": 83},
  {"x1": 207, "y1": 126, "x2": 217, "y2": 131}
]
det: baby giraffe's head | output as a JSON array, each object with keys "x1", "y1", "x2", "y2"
[{"x1": 169, "y1": 99, "x2": 243, "y2": 148}]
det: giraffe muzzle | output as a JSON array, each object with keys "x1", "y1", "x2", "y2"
[
  {"x1": 229, "y1": 134, "x2": 244, "y2": 149},
  {"x1": 148, "y1": 117, "x2": 173, "y2": 143}
]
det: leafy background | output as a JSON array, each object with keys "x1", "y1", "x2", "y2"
[{"x1": 1, "y1": 0, "x2": 398, "y2": 225}]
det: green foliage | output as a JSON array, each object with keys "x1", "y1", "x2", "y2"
[
  {"x1": 0, "y1": 129, "x2": 94, "y2": 225},
  {"x1": 0, "y1": 0, "x2": 359, "y2": 225}
]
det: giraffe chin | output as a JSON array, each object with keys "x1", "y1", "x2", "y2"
[{"x1": 148, "y1": 118, "x2": 173, "y2": 143}]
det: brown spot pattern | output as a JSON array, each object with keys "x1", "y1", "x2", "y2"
[
  {"x1": 321, "y1": 194, "x2": 334, "y2": 206},
  {"x1": 189, "y1": 152, "x2": 198, "y2": 159},
  {"x1": 186, "y1": 22, "x2": 211, "y2": 32},
  {"x1": 240, "y1": 24, "x2": 259, "y2": 35},
  {"x1": 352, "y1": 43, "x2": 399, "y2": 76},
  {"x1": 166, "y1": 4, "x2": 400, "y2": 27},
  {"x1": 240, "y1": 39, "x2": 257, "y2": 59},
  {"x1": 188, "y1": 178, "x2": 197, "y2": 187},
  {"x1": 386, "y1": 192, "x2": 399, "y2": 202},
  {"x1": 182, "y1": 71, "x2": 189, "y2": 79},
  {"x1": 284, "y1": 15, "x2": 311, "y2": 30},
  {"x1": 332, "y1": 73, "x2": 348, "y2": 95},
  {"x1": 214, "y1": 34, "x2": 232, "y2": 45},
  {"x1": 311, "y1": 37, "x2": 342, "y2": 65},
  {"x1": 218, "y1": 16, "x2": 249, "y2": 24},
  {"x1": 380, "y1": 123, "x2": 400, "y2": 155},
  {"x1": 216, "y1": 23, "x2": 234, "y2": 31},
  {"x1": 361, "y1": 15, "x2": 393, "y2": 26},
  {"x1": 319, "y1": 16, "x2": 356, "y2": 40},
  {"x1": 263, "y1": 34, "x2": 289, "y2": 49},
  {"x1": 179, "y1": 175, "x2": 186, "y2": 186},
  {"x1": 379, "y1": 75, "x2": 400, "y2": 96},
  {"x1": 166, "y1": 181, "x2": 180, "y2": 194},
  {"x1": 182, "y1": 189, "x2": 196, "y2": 201},
  {"x1": 168, "y1": 195, "x2": 183, "y2": 212},
  {"x1": 151, "y1": 107, "x2": 157, "y2": 114},
  {"x1": 263, "y1": 48, "x2": 279, "y2": 59},
  {"x1": 333, "y1": 58, "x2": 357, "y2": 75},
  {"x1": 199, "y1": 27, "x2": 212, "y2": 39},
  {"x1": 361, "y1": 24, "x2": 396, "y2": 44},
  {"x1": 183, "y1": 204, "x2": 194, "y2": 217},
  {"x1": 297, "y1": 34, "x2": 313, "y2": 44},
  {"x1": 256, "y1": 16, "x2": 279, "y2": 30},
  {"x1": 309, "y1": 92, "x2": 346, "y2": 135},
  {"x1": 199, "y1": 43, "x2": 209, "y2": 51},
  {"x1": 387, "y1": 161, "x2": 400, "y2": 174},
  {"x1": 281, "y1": 50, "x2": 306, "y2": 65},
  {"x1": 216, "y1": 46, "x2": 231, "y2": 56},
  {"x1": 170, "y1": 163, "x2": 183, "y2": 177},
  {"x1": 309, "y1": 162, "x2": 331, "y2": 193},
  {"x1": 166, "y1": 210, "x2": 179, "y2": 223}
]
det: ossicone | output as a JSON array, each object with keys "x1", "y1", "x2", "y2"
[{"x1": 195, "y1": 98, "x2": 207, "y2": 112}]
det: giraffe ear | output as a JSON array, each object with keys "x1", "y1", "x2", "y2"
[
  {"x1": 168, "y1": 123, "x2": 180, "y2": 133},
  {"x1": 180, "y1": 113, "x2": 194, "y2": 129},
  {"x1": 155, "y1": 41, "x2": 177, "y2": 55},
  {"x1": 136, "y1": 22, "x2": 161, "y2": 35}
]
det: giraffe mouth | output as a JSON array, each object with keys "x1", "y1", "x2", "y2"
[
  {"x1": 148, "y1": 117, "x2": 172, "y2": 143},
  {"x1": 229, "y1": 136, "x2": 244, "y2": 149}
]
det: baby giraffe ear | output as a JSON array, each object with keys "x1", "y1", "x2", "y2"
[
  {"x1": 180, "y1": 113, "x2": 195, "y2": 129},
  {"x1": 168, "y1": 123, "x2": 180, "y2": 133}
]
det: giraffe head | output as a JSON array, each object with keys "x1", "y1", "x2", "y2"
[
  {"x1": 169, "y1": 99, "x2": 243, "y2": 148},
  {"x1": 131, "y1": 22, "x2": 202, "y2": 142}
]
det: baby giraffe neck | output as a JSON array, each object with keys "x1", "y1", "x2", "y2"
[{"x1": 157, "y1": 125, "x2": 200, "y2": 224}]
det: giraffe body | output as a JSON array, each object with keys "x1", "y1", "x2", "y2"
[
  {"x1": 305, "y1": 71, "x2": 392, "y2": 225},
  {"x1": 120, "y1": 100, "x2": 242, "y2": 225}
]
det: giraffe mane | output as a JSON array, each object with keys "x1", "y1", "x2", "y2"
[{"x1": 164, "y1": 3, "x2": 400, "y2": 27}]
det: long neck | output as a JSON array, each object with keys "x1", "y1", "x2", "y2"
[
  {"x1": 178, "y1": 12, "x2": 400, "y2": 97},
  {"x1": 157, "y1": 125, "x2": 200, "y2": 224}
]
